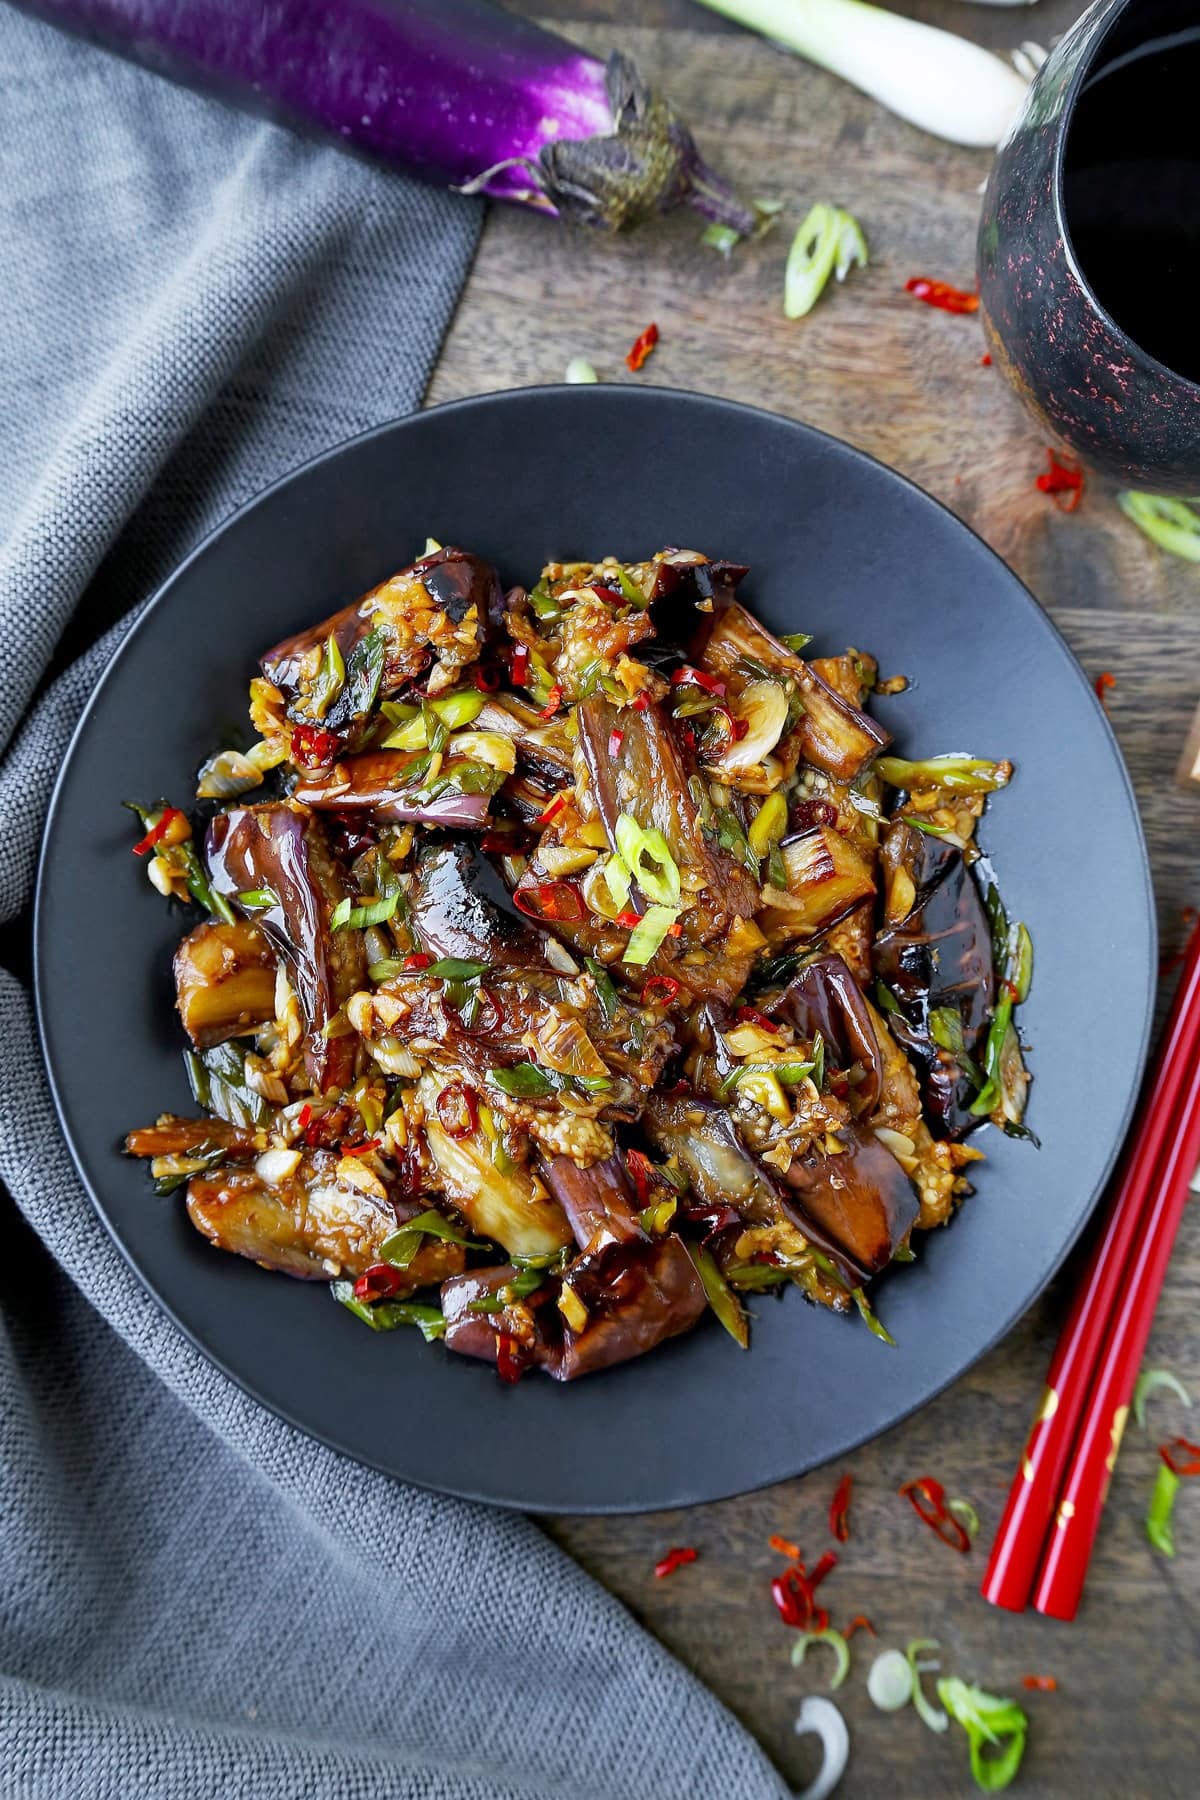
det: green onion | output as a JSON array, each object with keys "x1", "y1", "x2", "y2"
[
  {"x1": 874, "y1": 980, "x2": 902, "y2": 1016},
  {"x1": 685, "y1": 1242, "x2": 749, "y2": 1349},
  {"x1": 784, "y1": 202, "x2": 867, "y2": 319},
  {"x1": 310, "y1": 632, "x2": 346, "y2": 719},
  {"x1": 1007, "y1": 922, "x2": 1034, "y2": 1005},
  {"x1": 179, "y1": 841, "x2": 235, "y2": 924},
  {"x1": 1118, "y1": 491, "x2": 1200, "y2": 562},
  {"x1": 564, "y1": 356, "x2": 598, "y2": 384},
  {"x1": 237, "y1": 888, "x2": 277, "y2": 909},
  {"x1": 486, "y1": 1063, "x2": 554, "y2": 1099},
  {"x1": 426, "y1": 957, "x2": 489, "y2": 981},
  {"x1": 901, "y1": 814, "x2": 955, "y2": 839},
  {"x1": 701, "y1": 220, "x2": 740, "y2": 257},
  {"x1": 867, "y1": 1648, "x2": 914, "y2": 1713},
  {"x1": 928, "y1": 1006, "x2": 984, "y2": 1087},
  {"x1": 528, "y1": 581, "x2": 562, "y2": 621},
  {"x1": 368, "y1": 958, "x2": 407, "y2": 982},
  {"x1": 151, "y1": 1143, "x2": 226, "y2": 1195},
  {"x1": 603, "y1": 854, "x2": 632, "y2": 910},
  {"x1": 712, "y1": 806, "x2": 759, "y2": 875},
  {"x1": 947, "y1": 1496, "x2": 980, "y2": 1543},
  {"x1": 906, "y1": 1641, "x2": 948, "y2": 1735},
  {"x1": 380, "y1": 1208, "x2": 485, "y2": 1268},
  {"x1": 747, "y1": 790, "x2": 788, "y2": 861},
  {"x1": 778, "y1": 631, "x2": 813, "y2": 652},
  {"x1": 724, "y1": 1261, "x2": 796, "y2": 1290},
  {"x1": 502, "y1": 1268, "x2": 547, "y2": 1300},
  {"x1": 422, "y1": 699, "x2": 450, "y2": 757},
  {"x1": 330, "y1": 1281, "x2": 447, "y2": 1339},
  {"x1": 718, "y1": 1059, "x2": 815, "y2": 1097},
  {"x1": 852, "y1": 1286, "x2": 895, "y2": 1345},
  {"x1": 331, "y1": 892, "x2": 400, "y2": 931},
  {"x1": 584, "y1": 956, "x2": 619, "y2": 1026},
  {"x1": 511, "y1": 1248, "x2": 572, "y2": 1273},
  {"x1": 467, "y1": 1295, "x2": 505, "y2": 1315},
  {"x1": 790, "y1": 1630, "x2": 851, "y2": 1690},
  {"x1": 936, "y1": 1678, "x2": 1028, "y2": 1793},
  {"x1": 983, "y1": 882, "x2": 1009, "y2": 967},
  {"x1": 381, "y1": 686, "x2": 484, "y2": 749},
  {"x1": 614, "y1": 813, "x2": 682, "y2": 907},
  {"x1": 1146, "y1": 1460, "x2": 1181, "y2": 1556},
  {"x1": 616, "y1": 566, "x2": 648, "y2": 608},
  {"x1": 623, "y1": 905, "x2": 681, "y2": 966},
  {"x1": 877, "y1": 755, "x2": 1010, "y2": 794},
  {"x1": 810, "y1": 1030, "x2": 825, "y2": 1093},
  {"x1": 184, "y1": 1043, "x2": 270, "y2": 1129},
  {"x1": 1133, "y1": 1366, "x2": 1192, "y2": 1430},
  {"x1": 327, "y1": 627, "x2": 386, "y2": 728}
]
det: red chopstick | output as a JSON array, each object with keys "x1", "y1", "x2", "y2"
[
  {"x1": 981, "y1": 916, "x2": 1200, "y2": 1613},
  {"x1": 1032, "y1": 1027, "x2": 1200, "y2": 1617}
]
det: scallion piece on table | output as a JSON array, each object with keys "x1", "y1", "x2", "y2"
[
  {"x1": 784, "y1": 203, "x2": 867, "y2": 319},
  {"x1": 1146, "y1": 1460, "x2": 1181, "y2": 1556},
  {"x1": 1133, "y1": 1366, "x2": 1192, "y2": 1430},
  {"x1": 936, "y1": 1678, "x2": 1028, "y2": 1793},
  {"x1": 565, "y1": 357, "x2": 599, "y2": 383},
  {"x1": 790, "y1": 1629, "x2": 851, "y2": 1690},
  {"x1": 1118, "y1": 492, "x2": 1200, "y2": 562}
]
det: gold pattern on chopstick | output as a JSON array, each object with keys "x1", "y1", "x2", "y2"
[
  {"x1": 1021, "y1": 1385, "x2": 1060, "y2": 1482},
  {"x1": 1055, "y1": 1499, "x2": 1076, "y2": 1529}
]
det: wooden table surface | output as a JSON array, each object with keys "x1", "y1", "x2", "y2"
[{"x1": 429, "y1": 4, "x2": 1200, "y2": 1792}]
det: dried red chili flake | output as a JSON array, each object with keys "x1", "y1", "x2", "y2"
[
  {"x1": 671, "y1": 664, "x2": 725, "y2": 697},
  {"x1": 1022, "y1": 1675, "x2": 1057, "y2": 1692},
  {"x1": 614, "y1": 909, "x2": 643, "y2": 929},
  {"x1": 474, "y1": 664, "x2": 502, "y2": 692},
  {"x1": 655, "y1": 1545, "x2": 697, "y2": 1578},
  {"x1": 829, "y1": 1472, "x2": 853, "y2": 1543},
  {"x1": 843, "y1": 1615, "x2": 877, "y2": 1640},
  {"x1": 131, "y1": 806, "x2": 186, "y2": 857},
  {"x1": 537, "y1": 684, "x2": 564, "y2": 721},
  {"x1": 809, "y1": 1549, "x2": 838, "y2": 1589},
  {"x1": 899, "y1": 1476, "x2": 972, "y2": 1552},
  {"x1": 513, "y1": 881, "x2": 584, "y2": 922},
  {"x1": 632, "y1": 692, "x2": 650, "y2": 711},
  {"x1": 626, "y1": 322, "x2": 659, "y2": 373},
  {"x1": 685, "y1": 1200, "x2": 741, "y2": 1242},
  {"x1": 509, "y1": 644, "x2": 530, "y2": 687},
  {"x1": 980, "y1": 353, "x2": 993, "y2": 366},
  {"x1": 341, "y1": 1137, "x2": 382, "y2": 1158},
  {"x1": 608, "y1": 727, "x2": 625, "y2": 758},
  {"x1": 791, "y1": 798, "x2": 838, "y2": 833},
  {"x1": 626, "y1": 1148, "x2": 655, "y2": 1206},
  {"x1": 536, "y1": 791, "x2": 568, "y2": 826},
  {"x1": 290, "y1": 724, "x2": 340, "y2": 768},
  {"x1": 496, "y1": 1332, "x2": 527, "y2": 1385},
  {"x1": 295, "y1": 1103, "x2": 313, "y2": 1132},
  {"x1": 641, "y1": 975, "x2": 680, "y2": 1007},
  {"x1": 304, "y1": 1102, "x2": 352, "y2": 1148},
  {"x1": 905, "y1": 276, "x2": 979, "y2": 314},
  {"x1": 435, "y1": 1084, "x2": 478, "y2": 1140},
  {"x1": 1160, "y1": 1437, "x2": 1200, "y2": 1476},
  {"x1": 1036, "y1": 447, "x2": 1085, "y2": 512},
  {"x1": 735, "y1": 1005, "x2": 779, "y2": 1033},
  {"x1": 326, "y1": 810, "x2": 377, "y2": 859},
  {"x1": 1094, "y1": 671, "x2": 1116, "y2": 710},
  {"x1": 769, "y1": 1533, "x2": 802, "y2": 1561},
  {"x1": 403, "y1": 951, "x2": 433, "y2": 971},
  {"x1": 353, "y1": 1263, "x2": 404, "y2": 1303}
]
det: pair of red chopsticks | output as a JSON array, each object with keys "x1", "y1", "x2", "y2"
[{"x1": 983, "y1": 914, "x2": 1200, "y2": 1619}]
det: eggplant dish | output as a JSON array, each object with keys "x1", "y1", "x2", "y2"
[{"x1": 125, "y1": 543, "x2": 1033, "y2": 1381}]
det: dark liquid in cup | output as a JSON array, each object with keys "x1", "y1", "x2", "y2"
[{"x1": 1063, "y1": 28, "x2": 1200, "y2": 383}]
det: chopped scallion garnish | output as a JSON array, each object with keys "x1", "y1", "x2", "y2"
[{"x1": 331, "y1": 892, "x2": 400, "y2": 931}]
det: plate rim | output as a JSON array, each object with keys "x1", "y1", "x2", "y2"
[{"x1": 35, "y1": 383, "x2": 1157, "y2": 1513}]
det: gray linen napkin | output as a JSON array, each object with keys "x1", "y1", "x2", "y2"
[{"x1": 0, "y1": 13, "x2": 791, "y2": 1798}]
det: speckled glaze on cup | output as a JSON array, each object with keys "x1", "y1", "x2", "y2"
[{"x1": 979, "y1": 0, "x2": 1200, "y2": 496}]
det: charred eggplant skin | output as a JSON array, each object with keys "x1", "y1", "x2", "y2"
[
  {"x1": 205, "y1": 803, "x2": 365, "y2": 1093},
  {"x1": 538, "y1": 1150, "x2": 644, "y2": 1250},
  {"x1": 767, "y1": 953, "x2": 884, "y2": 1116},
  {"x1": 781, "y1": 1121, "x2": 919, "y2": 1278},
  {"x1": 874, "y1": 821, "x2": 996, "y2": 1138},
  {"x1": 409, "y1": 838, "x2": 550, "y2": 970}
]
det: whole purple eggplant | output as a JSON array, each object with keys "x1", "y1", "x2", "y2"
[{"x1": 16, "y1": 0, "x2": 755, "y2": 232}]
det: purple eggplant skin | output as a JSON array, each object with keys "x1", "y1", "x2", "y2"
[
  {"x1": 17, "y1": 3, "x2": 753, "y2": 232},
  {"x1": 409, "y1": 838, "x2": 551, "y2": 971},
  {"x1": 767, "y1": 953, "x2": 884, "y2": 1116},
  {"x1": 441, "y1": 1236, "x2": 706, "y2": 1381},
  {"x1": 874, "y1": 821, "x2": 996, "y2": 1139},
  {"x1": 292, "y1": 751, "x2": 493, "y2": 829},
  {"x1": 205, "y1": 803, "x2": 365, "y2": 1092},
  {"x1": 780, "y1": 1122, "x2": 919, "y2": 1279},
  {"x1": 259, "y1": 546, "x2": 502, "y2": 707},
  {"x1": 538, "y1": 1150, "x2": 643, "y2": 1251}
]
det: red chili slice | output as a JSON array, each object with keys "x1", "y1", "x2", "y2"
[
  {"x1": 340, "y1": 1137, "x2": 382, "y2": 1158},
  {"x1": 614, "y1": 909, "x2": 642, "y2": 929},
  {"x1": 435, "y1": 1083, "x2": 478, "y2": 1139},
  {"x1": 537, "y1": 684, "x2": 564, "y2": 721},
  {"x1": 1160, "y1": 1437, "x2": 1200, "y2": 1477},
  {"x1": 290, "y1": 724, "x2": 340, "y2": 769},
  {"x1": 843, "y1": 1615, "x2": 877, "y2": 1640},
  {"x1": 626, "y1": 1148, "x2": 654, "y2": 1207},
  {"x1": 654, "y1": 1544, "x2": 697, "y2": 1578},
  {"x1": 496, "y1": 1332, "x2": 526, "y2": 1385},
  {"x1": 626, "y1": 322, "x2": 659, "y2": 372},
  {"x1": 905, "y1": 276, "x2": 979, "y2": 314},
  {"x1": 769, "y1": 1534, "x2": 802, "y2": 1561},
  {"x1": 353, "y1": 1263, "x2": 404, "y2": 1303},
  {"x1": 1036, "y1": 447, "x2": 1085, "y2": 513},
  {"x1": 474, "y1": 665, "x2": 502, "y2": 692},
  {"x1": 899, "y1": 1476, "x2": 972, "y2": 1552},
  {"x1": 513, "y1": 881, "x2": 584, "y2": 922},
  {"x1": 632, "y1": 693, "x2": 650, "y2": 711},
  {"x1": 403, "y1": 951, "x2": 433, "y2": 971},
  {"x1": 671, "y1": 664, "x2": 726, "y2": 697},
  {"x1": 809, "y1": 1549, "x2": 837, "y2": 1589},
  {"x1": 829, "y1": 1472, "x2": 853, "y2": 1543},
  {"x1": 537, "y1": 792, "x2": 568, "y2": 826},
  {"x1": 131, "y1": 807, "x2": 186, "y2": 857},
  {"x1": 510, "y1": 645, "x2": 530, "y2": 687},
  {"x1": 736, "y1": 1006, "x2": 779, "y2": 1033},
  {"x1": 608, "y1": 728, "x2": 624, "y2": 758},
  {"x1": 296, "y1": 1103, "x2": 313, "y2": 1132},
  {"x1": 641, "y1": 975, "x2": 680, "y2": 1007}
]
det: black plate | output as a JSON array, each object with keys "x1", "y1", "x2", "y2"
[{"x1": 36, "y1": 387, "x2": 1155, "y2": 1513}]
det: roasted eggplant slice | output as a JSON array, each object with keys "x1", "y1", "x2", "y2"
[
  {"x1": 538, "y1": 1150, "x2": 643, "y2": 1250},
  {"x1": 293, "y1": 750, "x2": 494, "y2": 829},
  {"x1": 409, "y1": 838, "x2": 551, "y2": 971},
  {"x1": 206, "y1": 804, "x2": 366, "y2": 1092},
  {"x1": 765, "y1": 828, "x2": 877, "y2": 937},
  {"x1": 779, "y1": 1122, "x2": 919, "y2": 1278},
  {"x1": 124, "y1": 1116, "x2": 263, "y2": 1161},
  {"x1": 767, "y1": 953, "x2": 884, "y2": 1115},
  {"x1": 173, "y1": 918, "x2": 277, "y2": 1050},
  {"x1": 873, "y1": 820, "x2": 995, "y2": 1139}
]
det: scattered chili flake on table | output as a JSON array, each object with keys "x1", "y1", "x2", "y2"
[
  {"x1": 1022, "y1": 1675, "x2": 1058, "y2": 1692},
  {"x1": 1160, "y1": 1437, "x2": 1200, "y2": 1476},
  {"x1": 899, "y1": 1475, "x2": 972, "y2": 1552},
  {"x1": 655, "y1": 1545, "x2": 698, "y2": 1578},
  {"x1": 769, "y1": 1533, "x2": 802, "y2": 1561},
  {"x1": 1094, "y1": 670, "x2": 1116, "y2": 710},
  {"x1": 980, "y1": 352, "x2": 992, "y2": 366},
  {"x1": 1036, "y1": 447, "x2": 1085, "y2": 512},
  {"x1": 830, "y1": 1472, "x2": 853, "y2": 1542},
  {"x1": 626, "y1": 322, "x2": 659, "y2": 372},
  {"x1": 843, "y1": 1615, "x2": 877, "y2": 1639},
  {"x1": 905, "y1": 277, "x2": 979, "y2": 314}
]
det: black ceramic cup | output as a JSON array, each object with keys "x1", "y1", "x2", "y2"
[{"x1": 979, "y1": 0, "x2": 1200, "y2": 495}]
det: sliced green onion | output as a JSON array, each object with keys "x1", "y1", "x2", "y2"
[
  {"x1": 906, "y1": 1641, "x2": 947, "y2": 1735},
  {"x1": 790, "y1": 1630, "x2": 851, "y2": 1690},
  {"x1": 1147, "y1": 1460, "x2": 1181, "y2": 1556},
  {"x1": 778, "y1": 631, "x2": 813, "y2": 652},
  {"x1": 623, "y1": 905, "x2": 681, "y2": 966},
  {"x1": 331, "y1": 1281, "x2": 447, "y2": 1340},
  {"x1": 184, "y1": 1043, "x2": 270, "y2": 1129},
  {"x1": 486, "y1": 1063, "x2": 554, "y2": 1099},
  {"x1": 901, "y1": 814, "x2": 955, "y2": 839},
  {"x1": 684, "y1": 1242, "x2": 749, "y2": 1348},
  {"x1": 614, "y1": 813, "x2": 682, "y2": 907},
  {"x1": 928, "y1": 1006, "x2": 984, "y2": 1087},
  {"x1": 381, "y1": 686, "x2": 485, "y2": 749},
  {"x1": 425, "y1": 957, "x2": 488, "y2": 981},
  {"x1": 1007, "y1": 922, "x2": 1034, "y2": 1004},
  {"x1": 310, "y1": 632, "x2": 346, "y2": 719},
  {"x1": 584, "y1": 956, "x2": 620, "y2": 1025},
  {"x1": 810, "y1": 1030, "x2": 826, "y2": 1093},
  {"x1": 603, "y1": 853, "x2": 632, "y2": 910},
  {"x1": 1118, "y1": 491, "x2": 1200, "y2": 562},
  {"x1": 151, "y1": 1142, "x2": 226, "y2": 1196},
  {"x1": 718, "y1": 1059, "x2": 815, "y2": 1097},
  {"x1": 328, "y1": 627, "x2": 385, "y2": 727},
  {"x1": 565, "y1": 356, "x2": 599, "y2": 384},
  {"x1": 701, "y1": 220, "x2": 741, "y2": 256},
  {"x1": 877, "y1": 755, "x2": 1010, "y2": 794},
  {"x1": 368, "y1": 958, "x2": 407, "y2": 982},
  {"x1": 713, "y1": 806, "x2": 759, "y2": 875},
  {"x1": 748, "y1": 790, "x2": 788, "y2": 860},
  {"x1": 852, "y1": 1285, "x2": 895, "y2": 1345},
  {"x1": 1133, "y1": 1366, "x2": 1192, "y2": 1430},
  {"x1": 936, "y1": 1678, "x2": 1028, "y2": 1793},
  {"x1": 867, "y1": 1648, "x2": 914, "y2": 1713},
  {"x1": 177, "y1": 841, "x2": 235, "y2": 924},
  {"x1": 834, "y1": 210, "x2": 868, "y2": 281},
  {"x1": 784, "y1": 202, "x2": 837, "y2": 319},
  {"x1": 380, "y1": 1208, "x2": 485, "y2": 1268},
  {"x1": 616, "y1": 566, "x2": 648, "y2": 608},
  {"x1": 237, "y1": 888, "x2": 276, "y2": 909},
  {"x1": 331, "y1": 892, "x2": 400, "y2": 931},
  {"x1": 421, "y1": 536, "x2": 443, "y2": 556},
  {"x1": 503, "y1": 1268, "x2": 546, "y2": 1300},
  {"x1": 947, "y1": 1497, "x2": 981, "y2": 1543},
  {"x1": 874, "y1": 979, "x2": 902, "y2": 1016}
]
